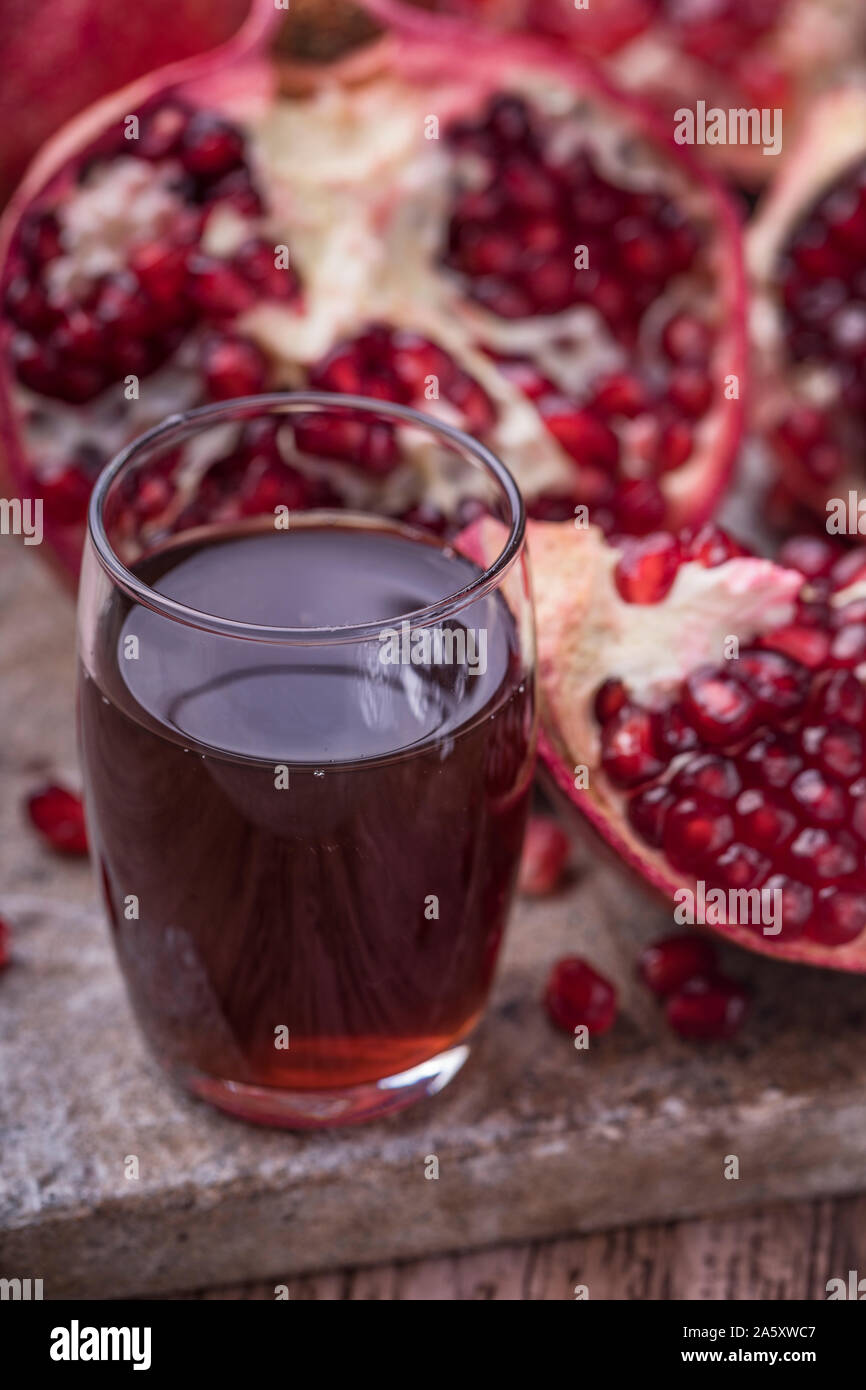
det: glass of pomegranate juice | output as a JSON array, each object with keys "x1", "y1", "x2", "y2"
[{"x1": 77, "y1": 394, "x2": 536, "y2": 1127}]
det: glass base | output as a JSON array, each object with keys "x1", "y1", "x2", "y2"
[{"x1": 181, "y1": 1043, "x2": 471, "y2": 1129}]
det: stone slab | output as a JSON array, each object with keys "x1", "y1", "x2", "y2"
[{"x1": 2, "y1": 539, "x2": 866, "y2": 1299}]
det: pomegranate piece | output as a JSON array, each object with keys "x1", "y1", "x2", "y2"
[
  {"x1": 517, "y1": 816, "x2": 570, "y2": 896},
  {"x1": 665, "y1": 975, "x2": 750, "y2": 1042},
  {"x1": 26, "y1": 784, "x2": 88, "y2": 855},
  {"x1": 637, "y1": 933, "x2": 717, "y2": 997},
  {"x1": 544, "y1": 956, "x2": 618, "y2": 1036},
  {"x1": 526, "y1": 519, "x2": 866, "y2": 974}
]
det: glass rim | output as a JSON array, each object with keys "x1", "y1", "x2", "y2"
[{"x1": 87, "y1": 392, "x2": 527, "y2": 646}]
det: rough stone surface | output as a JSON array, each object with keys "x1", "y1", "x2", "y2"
[{"x1": 2, "y1": 539, "x2": 866, "y2": 1299}]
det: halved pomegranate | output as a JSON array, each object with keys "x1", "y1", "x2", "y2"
[
  {"x1": 521, "y1": 518, "x2": 866, "y2": 971},
  {"x1": 362, "y1": 0, "x2": 866, "y2": 184},
  {"x1": 0, "y1": 15, "x2": 745, "y2": 580},
  {"x1": 749, "y1": 88, "x2": 866, "y2": 528},
  {"x1": 0, "y1": 0, "x2": 257, "y2": 204}
]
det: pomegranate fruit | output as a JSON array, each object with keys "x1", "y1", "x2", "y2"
[
  {"x1": 362, "y1": 0, "x2": 866, "y2": 184},
  {"x1": 26, "y1": 784, "x2": 88, "y2": 855},
  {"x1": 518, "y1": 517, "x2": 866, "y2": 971},
  {"x1": 0, "y1": 0, "x2": 257, "y2": 203},
  {"x1": 749, "y1": 88, "x2": 866, "y2": 529},
  {"x1": 544, "y1": 955, "x2": 618, "y2": 1035},
  {"x1": 0, "y1": 16, "x2": 745, "y2": 580},
  {"x1": 518, "y1": 814, "x2": 570, "y2": 895}
]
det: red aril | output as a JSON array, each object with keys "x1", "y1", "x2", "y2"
[
  {"x1": 544, "y1": 956, "x2": 618, "y2": 1036},
  {"x1": 0, "y1": 917, "x2": 10, "y2": 971},
  {"x1": 26, "y1": 784, "x2": 88, "y2": 855},
  {"x1": 665, "y1": 974, "x2": 750, "y2": 1041},
  {"x1": 637, "y1": 933, "x2": 717, "y2": 997},
  {"x1": 518, "y1": 816, "x2": 570, "y2": 896}
]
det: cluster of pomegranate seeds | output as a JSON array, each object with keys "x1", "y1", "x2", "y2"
[
  {"x1": 638, "y1": 932, "x2": 750, "y2": 1040},
  {"x1": 775, "y1": 155, "x2": 866, "y2": 483},
  {"x1": 26, "y1": 784, "x2": 88, "y2": 855},
  {"x1": 5, "y1": 100, "x2": 301, "y2": 416},
  {"x1": 444, "y1": 94, "x2": 700, "y2": 326},
  {"x1": 189, "y1": 420, "x2": 319, "y2": 524},
  {"x1": 599, "y1": 533, "x2": 866, "y2": 946},
  {"x1": 303, "y1": 323, "x2": 494, "y2": 476},
  {"x1": 518, "y1": 815, "x2": 570, "y2": 895},
  {"x1": 544, "y1": 956, "x2": 618, "y2": 1036},
  {"x1": 442, "y1": 91, "x2": 715, "y2": 535},
  {"x1": 660, "y1": 0, "x2": 785, "y2": 69}
]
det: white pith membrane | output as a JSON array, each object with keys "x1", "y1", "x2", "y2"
[
  {"x1": 748, "y1": 87, "x2": 866, "y2": 513},
  {"x1": 8, "y1": 51, "x2": 737, "y2": 531},
  {"x1": 517, "y1": 519, "x2": 866, "y2": 969}
]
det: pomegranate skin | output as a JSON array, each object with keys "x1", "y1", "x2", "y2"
[{"x1": 0, "y1": 1, "x2": 255, "y2": 203}]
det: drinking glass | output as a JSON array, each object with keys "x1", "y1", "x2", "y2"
[{"x1": 77, "y1": 393, "x2": 536, "y2": 1126}]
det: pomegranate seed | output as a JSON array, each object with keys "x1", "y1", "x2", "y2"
[
  {"x1": 808, "y1": 724, "x2": 863, "y2": 781},
  {"x1": 4, "y1": 275, "x2": 61, "y2": 332},
  {"x1": 518, "y1": 817, "x2": 570, "y2": 896},
  {"x1": 592, "y1": 372, "x2": 651, "y2": 419},
  {"x1": 661, "y1": 312, "x2": 711, "y2": 364},
  {"x1": 129, "y1": 241, "x2": 189, "y2": 306},
  {"x1": 627, "y1": 785, "x2": 673, "y2": 847},
  {"x1": 201, "y1": 334, "x2": 268, "y2": 400},
  {"x1": 760, "y1": 625, "x2": 830, "y2": 669},
  {"x1": 668, "y1": 368, "x2": 713, "y2": 418},
  {"x1": 614, "y1": 478, "x2": 666, "y2": 535},
  {"x1": 789, "y1": 768, "x2": 847, "y2": 825},
  {"x1": 0, "y1": 917, "x2": 10, "y2": 971},
  {"x1": 672, "y1": 753, "x2": 741, "y2": 803},
  {"x1": 735, "y1": 788, "x2": 796, "y2": 849},
  {"x1": 187, "y1": 255, "x2": 255, "y2": 317},
  {"x1": 600, "y1": 704, "x2": 665, "y2": 787},
  {"x1": 294, "y1": 412, "x2": 367, "y2": 466},
  {"x1": 593, "y1": 677, "x2": 628, "y2": 724},
  {"x1": 234, "y1": 238, "x2": 300, "y2": 302},
  {"x1": 180, "y1": 111, "x2": 244, "y2": 178},
  {"x1": 653, "y1": 705, "x2": 700, "y2": 757},
  {"x1": 93, "y1": 270, "x2": 155, "y2": 338},
  {"x1": 810, "y1": 888, "x2": 866, "y2": 946},
  {"x1": 401, "y1": 502, "x2": 447, "y2": 535},
  {"x1": 810, "y1": 670, "x2": 865, "y2": 725},
  {"x1": 614, "y1": 532, "x2": 680, "y2": 604},
  {"x1": 682, "y1": 666, "x2": 758, "y2": 745},
  {"x1": 239, "y1": 461, "x2": 310, "y2": 516},
  {"x1": 638, "y1": 933, "x2": 717, "y2": 997},
  {"x1": 683, "y1": 523, "x2": 743, "y2": 568},
  {"x1": 665, "y1": 975, "x2": 750, "y2": 1041},
  {"x1": 736, "y1": 649, "x2": 809, "y2": 717},
  {"x1": 26, "y1": 784, "x2": 88, "y2": 855},
  {"x1": 359, "y1": 422, "x2": 399, "y2": 476},
  {"x1": 539, "y1": 397, "x2": 619, "y2": 469},
  {"x1": 716, "y1": 843, "x2": 770, "y2": 890},
  {"x1": 760, "y1": 874, "x2": 813, "y2": 939},
  {"x1": 651, "y1": 418, "x2": 693, "y2": 472},
  {"x1": 778, "y1": 534, "x2": 837, "y2": 579},
  {"x1": 789, "y1": 826, "x2": 858, "y2": 882},
  {"x1": 662, "y1": 798, "x2": 734, "y2": 873},
  {"x1": 544, "y1": 956, "x2": 618, "y2": 1036},
  {"x1": 830, "y1": 623, "x2": 866, "y2": 667}
]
